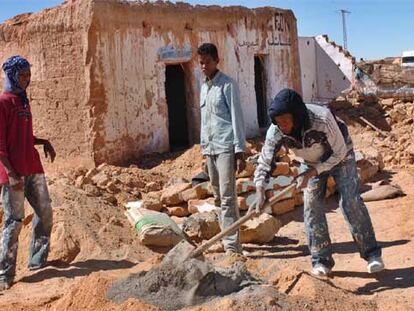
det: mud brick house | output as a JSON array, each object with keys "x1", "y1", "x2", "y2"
[{"x1": 0, "y1": 0, "x2": 301, "y2": 165}]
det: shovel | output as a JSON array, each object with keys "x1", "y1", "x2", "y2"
[{"x1": 163, "y1": 182, "x2": 297, "y2": 265}]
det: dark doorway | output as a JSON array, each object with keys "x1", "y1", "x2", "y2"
[
  {"x1": 165, "y1": 64, "x2": 189, "y2": 150},
  {"x1": 254, "y1": 55, "x2": 269, "y2": 128}
]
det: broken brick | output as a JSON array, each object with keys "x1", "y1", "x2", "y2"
[
  {"x1": 294, "y1": 191, "x2": 304, "y2": 206},
  {"x1": 167, "y1": 205, "x2": 190, "y2": 217},
  {"x1": 236, "y1": 162, "x2": 256, "y2": 178},
  {"x1": 237, "y1": 196, "x2": 248, "y2": 210},
  {"x1": 267, "y1": 175, "x2": 294, "y2": 190},
  {"x1": 161, "y1": 182, "x2": 191, "y2": 206},
  {"x1": 278, "y1": 154, "x2": 291, "y2": 164},
  {"x1": 142, "y1": 191, "x2": 163, "y2": 212},
  {"x1": 271, "y1": 162, "x2": 290, "y2": 177},
  {"x1": 91, "y1": 171, "x2": 110, "y2": 188},
  {"x1": 289, "y1": 166, "x2": 300, "y2": 177},
  {"x1": 265, "y1": 186, "x2": 295, "y2": 201},
  {"x1": 180, "y1": 184, "x2": 209, "y2": 201},
  {"x1": 271, "y1": 198, "x2": 295, "y2": 215},
  {"x1": 106, "y1": 181, "x2": 120, "y2": 194},
  {"x1": 188, "y1": 198, "x2": 216, "y2": 214},
  {"x1": 236, "y1": 178, "x2": 256, "y2": 194}
]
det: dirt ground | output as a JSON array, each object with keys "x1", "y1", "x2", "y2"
[{"x1": 0, "y1": 98, "x2": 414, "y2": 310}]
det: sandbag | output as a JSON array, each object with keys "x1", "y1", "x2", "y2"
[
  {"x1": 125, "y1": 203, "x2": 184, "y2": 247},
  {"x1": 361, "y1": 185, "x2": 404, "y2": 202}
]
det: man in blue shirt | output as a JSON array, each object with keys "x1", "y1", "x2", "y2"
[{"x1": 198, "y1": 43, "x2": 246, "y2": 254}]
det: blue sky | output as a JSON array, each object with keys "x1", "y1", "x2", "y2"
[{"x1": 1, "y1": 0, "x2": 413, "y2": 60}]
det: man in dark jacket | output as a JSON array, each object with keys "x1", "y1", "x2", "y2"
[{"x1": 253, "y1": 88, "x2": 384, "y2": 276}]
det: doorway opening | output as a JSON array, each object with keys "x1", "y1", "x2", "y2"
[
  {"x1": 165, "y1": 64, "x2": 190, "y2": 151},
  {"x1": 254, "y1": 55, "x2": 269, "y2": 128}
]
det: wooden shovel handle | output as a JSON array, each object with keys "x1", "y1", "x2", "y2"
[
  {"x1": 189, "y1": 183, "x2": 297, "y2": 258},
  {"x1": 268, "y1": 183, "x2": 297, "y2": 204}
]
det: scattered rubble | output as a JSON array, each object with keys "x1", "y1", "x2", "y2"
[
  {"x1": 64, "y1": 138, "x2": 387, "y2": 248},
  {"x1": 333, "y1": 97, "x2": 414, "y2": 168}
]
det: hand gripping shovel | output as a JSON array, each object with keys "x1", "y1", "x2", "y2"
[{"x1": 163, "y1": 182, "x2": 297, "y2": 265}]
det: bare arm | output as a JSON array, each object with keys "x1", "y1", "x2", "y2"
[{"x1": 33, "y1": 136, "x2": 56, "y2": 163}]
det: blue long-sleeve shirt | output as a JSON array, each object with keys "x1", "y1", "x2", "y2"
[{"x1": 200, "y1": 71, "x2": 246, "y2": 156}]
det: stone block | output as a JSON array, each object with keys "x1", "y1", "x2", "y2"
[
  {"x1": 240, "y1": 213, "x2": 282, "y2": 244},
  {"x1": 182, "y1": 211, "x2": 220, "y2": 242},
  {"x1": 240, "y1": 192, "x2": 257, "y2": 211}
]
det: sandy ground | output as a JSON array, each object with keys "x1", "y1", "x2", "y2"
[
  {"x1": 0, "y1": 166, "x2": 412, "y2": 311},
  {"x1": 0, "y1": 98, "x2": 413, "y2": 310}
]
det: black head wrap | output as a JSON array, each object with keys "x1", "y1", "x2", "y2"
[{"x1": 268, "y1": 88, "x2": 310, "y2": 141}]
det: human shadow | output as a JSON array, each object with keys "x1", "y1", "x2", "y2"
[
  {"x1": 332, "y1": 239, "x2": 410, "y2": 255},
  {"x1": 333, "y1": 266, "x2": 414, "y2": 295},
  {"x1": 245, "y1": 236, "x2": 310, "y2": 260},
  {"x1": 19, "y1": 259, "x2": 136, "y2": 283}
]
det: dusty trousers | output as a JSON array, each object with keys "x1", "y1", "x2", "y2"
[
  {"x1": 0, "y1": 174, "x2": 53, "y2": 282},
  {"x1": 206, "y1": 151, "x2": 241, "y2": 253}
]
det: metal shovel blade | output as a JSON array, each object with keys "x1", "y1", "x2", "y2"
[{"x1": 162, "y1": 240, "x2": 198, "y2": 266}]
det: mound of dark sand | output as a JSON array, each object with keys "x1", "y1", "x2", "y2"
[{"x1": 107, "y1": 258, "x2": 260, "y2": 310}]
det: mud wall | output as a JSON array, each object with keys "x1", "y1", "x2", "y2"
[
  {"x1": 0, "y1": 0, "x2": 301, "y2": 167},
  {"x1": 89, "y1": 1, "x2": 301, "y2": 165},
  {"x1": 0, "y1": 1, "x2": 94, "y2": 167}
]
